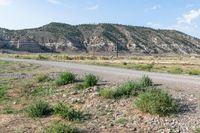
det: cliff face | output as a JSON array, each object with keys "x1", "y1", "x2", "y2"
[{"x1": 1, "y1": 22, "x2": 200, "y2": 55}]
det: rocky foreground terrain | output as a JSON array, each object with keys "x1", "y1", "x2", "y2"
[
  {"x1": 0, "y1": 59, "x2": 200, "y2": 133},
  {"x1": 1, "y1": 22, "x2": 200, "y2": 55}
]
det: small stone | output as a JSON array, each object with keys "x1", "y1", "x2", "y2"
[
  {"x1": 110, "y1": 123, "x2": 114, "y2": 127},
  {"x1": 131, "y1": 127, "x2": 137, "y2": 131},
  {"x1": 71, "y1": 98, "x2": 81, "y2": 104},
  {"x1": 101, "y1": 126, "x2": 106, "y2": 129},
  {"x1": 71, "y1": 91, "x2": 78, "y2": 95},
  {"x1": 93, "y1": 86, "x2": 100, "y2": 92}
]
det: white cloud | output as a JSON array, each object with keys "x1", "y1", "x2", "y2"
[
  {"x1": 47, "y1": 0, "x2": 61, "y2": 4},
  {"x1": 0, "y1": 0, "x2": 12, "y2": 6},
  {"x1": 177, "y1": 9, "x2": 200, "y2": 24},
  {"x1": 150, "y1": 5, "x2": 161, "y2": 10},
  {"x1": 87, "y1": 5, "x2": 99, "y2": 11},
  {"x1": 146, "y1": 8, "x2": 200, "y2": 37}
]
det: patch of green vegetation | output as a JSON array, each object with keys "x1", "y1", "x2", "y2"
[
  {"x1": 99, "y1": 87, "x2": 114, "y2": 99},
  {"x1": 56, "y1": 72, "x2": 76, "y2": 86},
  {"x1": 0, "y1": 60, "x2": 40, "y2": 74},
  {"x1": 115, "y1": 118, "x2": 127, "y2": 125},
  {"x1": 0, "y1": 60, "x2": 11, "y2": 65},
  {"x1": 54, "y1": 103, "x2": 83, "y2": 121},
  {"x1": 135, "y1": 88, "x2": 178, "y2": 116},
  {"x1": 83, "y1": 74, "x2": 98, "y2": 88},
  {"x1": 100, "y1": 76, "x2": 153, "y2": 99},
  {"x1": 36, "y1": 74, "x2": 49, "y2": 83},
  {"x1": 122, "y1": 62, "x2": 128, "y2": 65},
  {"x1": 31, "y1": 86, "x2": 55, "y2": 96},
  {"x1": 140, "y1": 75, "x2": 153, "y2": 87},
  {"x1": 92, "y1": 62, "x2": 155, "y2": 72},
  {"x1": 188, "y1": 69, "x2": 200, "y2": 75},
  {"x1": 26, "y1": 100, "x2": 52, "y2": 118},
  {"x1": 0, "y1": 86, "x2": 8, "y2": 102},
  {"x1": 73, "y1": 74, "x2": 98, "y2": 90},
  {"x1": 45, "y1": 123, "x2": 77, "y2": 133},
  {"x1": 132, "y1": 64, "x2": 154, "y2": 71},
  {"x1": 168, "y1": 66, "x2": 183, "y2": 74},
  {"x1": 0, "y1": 60, "x2": 14, "y2": 73},
  {"x1": 74, "y1": 83, "x2": 85, "y2": 90},
  {"x1": 20, "y1": 81, "x2": 35, "y2": 96},
  {"x1": 2, "y1": 107, "x2": 19, "y2": 114},
  {"x1": 112, "y1": 81, "x2": 143, "y2": 98},
  {"x1": 36, "y1": 54, "x2": 48, "y2": 60},
  {"x1": 195, "y1": 128, "x2": 200, "y2": 133}
]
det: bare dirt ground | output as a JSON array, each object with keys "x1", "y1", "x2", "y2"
[{"x1": 0, "y1": 58, "x2": 200, "y2": 133}]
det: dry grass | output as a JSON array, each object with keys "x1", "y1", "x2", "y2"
[{"x1": 1, "y1": 53, "x2": 200, "y2": 75}]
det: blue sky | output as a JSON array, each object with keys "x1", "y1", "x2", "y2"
[{"x1": 0, "y1": 0, "x2": 200, "y2": 38}]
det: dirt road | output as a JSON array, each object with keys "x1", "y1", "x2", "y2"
[{"x1": 1, "y1": 58, "x2": 200, "y2": 92}]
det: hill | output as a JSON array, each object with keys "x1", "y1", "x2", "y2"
[{"x1": 1, "y1": 22, "x2": 200, "y2": 55}]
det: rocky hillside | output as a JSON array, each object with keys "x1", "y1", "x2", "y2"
[{"x1": 1, "y1": 22, "x2": 200, "y2": 55}]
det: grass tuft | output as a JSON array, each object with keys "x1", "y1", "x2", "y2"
[
  {"x1": 0, "y1": 85, "x2": 9, "y2": 102},
  {"x1": 54, "y1": 103, "x2": 82, "y2": 121},
  {"x1": 112, "y1": 81, "x2": 142, "y2": 98},
  {"x1": 26, "y1": 100, "x2": 52, "y2": 118},
  {"x1": 195, "y1": 128, "x2": 200, "y2": 133},
  {"x1": 100, "y1": 76, "x2": 154, "y2": 99},
  {"x1": 135, "y1": 88, "x2": 178, "y2": 116},
  {"x1": 36, "y1": 74, "x2": 49, "y2": 82},
  {"x1": 83, "y1": 74, "x2": 98, "y2": 88},
  {"x1": 45, "y1": 123, "x2": 77, "y2": 133},
  {"x1": 140, "y1": 75, "x2": 153, "y2": 87},
  {"x1": 56, "y1": 72, "x2": 76, "y2": 86},
  {"x1": 99, "y1": 87, "x2": 114, "y2": 99}
]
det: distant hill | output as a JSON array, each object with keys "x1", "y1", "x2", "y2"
[{"x1": 1, "y1": 22, "x2": 200, "y2": 55}]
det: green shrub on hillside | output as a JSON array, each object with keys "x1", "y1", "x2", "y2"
[
  {"x1": 112, "y1": 81, "x2": 142, "y2": 98},
  {"x1": 135, "y1": 88, "x2": 177, "y2": 116},
  {"x1": 56, "y1": 72, "x2": 76, "y2": 86},
  {"x1": 100, "y1": 76, "x2": 154, "y2": 99},
  {"x1": 83, "y1": 74, "x2": 98, "y2": 87},
  {"x1": 99, "y1": 88, "x2": 114, "y2": 99},
  {"x1": 27, "y1": 100, "x2": 52, "y2": 118},
  {"x1": 140, "y1": 75, "x2": 153, "y2": 87},
  {"x1": 54, "y1": 103, "x2": 82, "y2": 121}
]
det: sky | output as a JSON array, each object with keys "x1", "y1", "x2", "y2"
[{"x1": 0, "y1": 0, "x2": 200, "y2": 38}]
